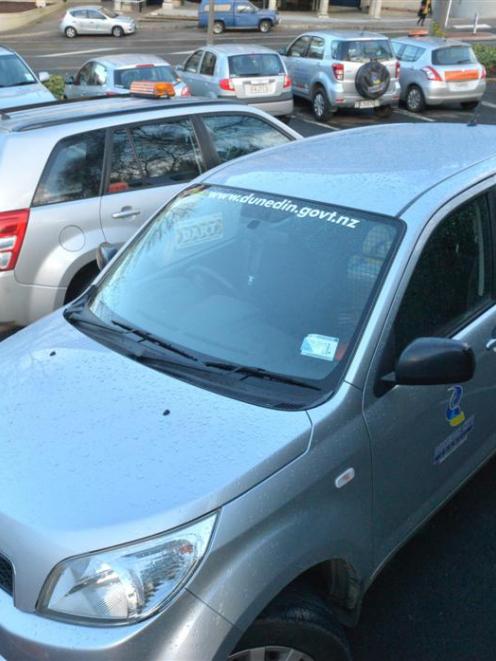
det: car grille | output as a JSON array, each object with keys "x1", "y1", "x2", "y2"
[{"x1": 0, "y1": 555, "x2": 13, "y2": 595}]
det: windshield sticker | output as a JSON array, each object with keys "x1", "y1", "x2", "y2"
[
  {"x1": 300, "y1": 334, "x2": 339, "y2": 362},
  {"x1": 446, "y1": 385, "x2": 465, "y2": 427},
  {"x1": 175, "y1": 214, "x2": 224, "y2": 249},
  {"x1": 206, "y1": 189, "x2": 361, "y2": 229},
  {"x1": 434, "y1": 415, "x2": 475, "y2": 465}
]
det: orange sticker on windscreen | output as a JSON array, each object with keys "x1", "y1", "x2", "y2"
[{"x1": 445, "y1": 70, "x2": 479, "y2": 81}]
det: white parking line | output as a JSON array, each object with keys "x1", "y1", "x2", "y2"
[
  {"x1": 34, "y1": 48, "x2": 119, "y2": 58},
  {"x1": 394, "y1": 108, "x2": 436, "y2": 122},
  {"x1": 293, "y1": 113, "x2": 340, "y2": 131}
]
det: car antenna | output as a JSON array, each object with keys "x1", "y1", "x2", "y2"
[{"x1": 467, "y1": 100, "x2": 481, "y2": 127}]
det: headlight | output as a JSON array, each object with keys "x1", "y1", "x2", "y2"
[{"x1": 37, "y1": 514, "x2": 216, "y2": 625}]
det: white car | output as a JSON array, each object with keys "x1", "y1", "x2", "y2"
[
  {"x1": 0, "y1": 46, "x2": 54, "y2": 110},
  {"x1": 60, "y1": 6, "x2": 137, "y2": 39}
]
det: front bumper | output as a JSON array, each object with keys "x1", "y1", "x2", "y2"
[
  {"x1": 0, "y1": 271, "x2": 65, "y2": 328},
  {"x1": 0, "y1": 588, "x2": 235, "y2": 661},
  {"x1": 422, "y1": 79, "x2": 486, "y2": 105}
]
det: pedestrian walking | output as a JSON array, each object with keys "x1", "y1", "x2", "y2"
[{"x1": 417, "y1": 0, "x2": 431, "y2": 26}]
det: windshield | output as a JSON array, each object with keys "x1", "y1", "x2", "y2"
[
  {"x1": 432, "y1": 46, "x2": 477, "y2": 66},
  {"x1": 101, "y1": 7, "x2": 118, "y2": 17},
  {"x1": 0, "y1": 54, "x2": 36, "y2": 88},
  {"x1": 228, "y1": 54, "x2": 284, "y2": 77},
  {"x1": 114, "y1": 65, "x2": 177, "y2": 88},
  {"x1": 336, "y1": 39, "x2": 393, "y2": 62},
  {"x1": 84, "y1": 186, "x2": 399, "y2": 409}
]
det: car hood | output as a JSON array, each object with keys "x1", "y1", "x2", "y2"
[
  {"x1": 0, "y1": 84, "x2": 55, "y2": 109},
  {"x1": 0, "y1": 313, "x2": 311, "y2": 555}
]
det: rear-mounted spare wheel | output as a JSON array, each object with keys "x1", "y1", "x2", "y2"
[{"x1": 355, "y1": 61, "x2": 390, "y2": 99}]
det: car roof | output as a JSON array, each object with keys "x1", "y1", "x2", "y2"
[
  {"x1": 0, "y1": 46, "x2": 15, "y2": 56},
  {"x1": 204, "y1": 44, "x2": 281, "y2": 55},
  {"x1": 299, "y1": 30, "x2": 391, "y2": 40},
  {"x1": 70, "y1": 5, "x2": 104, "y2": 10},
  {"x1": 89, "y1": 53, "x2": 169, "y2": 68},
  {"x1": 206, "y1": 123, "x2": 496, "y2": 218},
  {"x1": 392, "y1": 35, "x2": 469, "y2": 49},
  {"x1": 0, "y1": 96, "x2": 232, "y2": 133}
]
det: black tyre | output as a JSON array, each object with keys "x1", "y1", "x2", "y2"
[
  {"x1": 278, "y1": 114, "x2": 292, "y2": 125},
  {"x1": 355, "y1": 61, "x2": 390, "y2": 100},
  {"x1": 259, "y1": 19, "x2": 272, "y2": 33},
  {"x1": 461, "y1": 100, "x2": 479, "y2": 111},
  {"x1": 229, "y1": 584, "x2": 351, "y2": 661},
  {"x1": 213, "y1": 20, "x2": 224, "y2": 34},
  {"x1": 64, "y1": 26, "x2": 77, "y2": 38},
  {"x1": 405, "y1": 84, "x2": 425, "y2": 113},
  {"x1": 312, "y1": 87, "x2": 333, "y2": 122},
  {"x1": 112, "y1": 25, "x2": 124, "y2": 37},
  {"x1": 64, "y1": 264, "x2": 99, "y2": 304},
  {"x1": 373, "y1": 104, "x2": 393, "y2": 119}
]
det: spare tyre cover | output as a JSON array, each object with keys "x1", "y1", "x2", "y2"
[{"x1": 355, "y1": 61, "x2": 390, "y2": 99}]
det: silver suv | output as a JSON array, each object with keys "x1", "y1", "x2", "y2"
[
  {"x1": 0, "y1": 96, "x2": 299, "y2": 333},
  {"x1": 282, "y1": 30, "x2": 400, "y2": 121}
]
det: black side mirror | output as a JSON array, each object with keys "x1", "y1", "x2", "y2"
[
  {"x1": 96, "y1": 242, "x2": 120, "y2": 271},
  {"x1": 390, "y1": 337, "x2": 475, "y2": 386}
]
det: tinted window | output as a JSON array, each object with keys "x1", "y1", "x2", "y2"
[
  {"x1": 77, "y1": 63, "x2": 93, "y2": 85},
  {"x1": 393, "y1": 43, "x2": 424, "y2": 62},
  {"x1": 33, "y1": 131, "x2": 105, "y2": 206},
  {"x1": 307, "y1": 37, "x2": 325, "y2": 60},
  {"x1": 236, "y1": 3, "x2": 255, "y2": 12},
  {"x1": 394, "y1": 195, "x2": 493, "y2": 356},
  {"x1": 432, "y1": 46, "x2": 477, "y2": 65},
  {"x1": 228, "y1": 54, "x2": 284, "y2": 77},
  {"x1": 108, "y1": 129, "x2": 142, "y2": 193},
  {"x1": 200, "y1": 52, "x2": 217, "y2": 76},
  {"x1": 92, "y1": 63, "x2": 107, "y2": 86},
  {"x1": 0, "y1": 54, "x2": 35, "y2": 87},
  {"x1": 86, "y1": 10, "x2": 105, "y2": 19},
  {"x1": 70, "y1": 9, "x2": 87, "y2": 17},
  {"x1": 287, "y1": 36, "x2": 311, "y2": 58},
  {"x1": 184, "y1": 51, "x2": 203, "y2": 73},
  {"x1": 202, "y1": 114, "x2": 291, "y2": 163},
  {"x1": 336, "y1": 39, "x2": 393, "y2": 62},
  {"x1": 114, "y1": 65, "x2": 177, "y2": 88}
]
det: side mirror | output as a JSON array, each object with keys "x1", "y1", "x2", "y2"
[
  {"x1": 65, "y1": 75, "x2": 75, "y2": 85},
  {"x1": 38, "y1": 71, "x2": 50, "y2": 83},
  {"x1": 176, "y1": 64, "x2": 184, "y2": 72},
  {"x1": 278, "y1": 47, "x2": 287, "y2": 56},
  {"x1": 96, "y1": 242, "x2": 120, "y2": 271},
  {"x1": 391, "y1": 337, "x2": 475, "y2": 386}
]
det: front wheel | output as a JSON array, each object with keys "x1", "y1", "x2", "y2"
[
  {"x1": 213, "y1": 20, "x2": 224, "y2": 34},
  {"x1": 312, "y1": 88, "x2": 333, "y2": 122},
  {"x1": 259, "y1": 19, "x2": 272, "y2": 33},
  {"x1": 112, "y1": 25, "x2": 124, "y2": 37},
  {"x1": 64, "y1": 26, "x2": 77, "y2": 38},
  {"x1": 461, "y1": 100, "x2": 479, "y2": 111},
  {"x1": 405, "y1": 85, "x2": 425, "y2": 113},
  {"x1": 229, "y1": 584, "x2": 351, "y2": 661}
]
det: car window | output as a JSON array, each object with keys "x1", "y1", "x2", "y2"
[
  {"x1": 86, "y1": 10, "x2": 105, "y2": 19},
  {"x1": 184, "y1": 51, "x2": 203, "y2": 73},
  {"x1": 114, "y1": 65, "x2": 177, "y2": 88},
  {"x1": 287, "y1": 36, "x2": 311, "y2": 58},
  {"x1": 307, "y1": 37, "x2": 325, "y2": 60},
  {"x1": 0, "y1": 54, "x2": 35, "y2": 87},
  {"x1": 70, "y1": 9, "x2": 87, "y2": 18},
  {"x1": 394, "y1": 194, "x2": 493, "y2": 357},
  {"x1": 200, "y1": 52, "x2": 217, "y2": 76},
  {"x1": 33, "y1": 131, "x2": 105, "y2": 206},
  {"x1": 77, "y1": 63, "x2": 93, "y2": 85},
  {"x1": 93, "y1": 63, "x2": 107, "y2": 86},
  {"x1": 335, "y1": 39, "x2": 393, "y2": 62},
  {"x1": 108, "y1": 120, "x2": 204, "y2": 192},
  {"x1": 228, "y1": 54, "x2": 284, "y2": 77},
  {"x1": 397, "y1": 44, "x2": 425, "y2": 63},
  {"x1": 432, "y1": 45, "x2": 477, "y2": 65},
  {"x1": 236, "y1": 3, "x2": 255, "y2": 12},
  {"x1": 202, "y1": 114, "x2": 291, "y2": 163},
  {"x1": 392, "y1": 42, "x2": 404, "y2": 58}
]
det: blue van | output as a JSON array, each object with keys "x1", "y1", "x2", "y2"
[{"x1": 198, "y1": 0, "x2": 280, "y2": 33}]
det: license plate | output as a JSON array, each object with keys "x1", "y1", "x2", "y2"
[
  {"x1": 449, "y1": 82, "x2": 471, "y2": 90},
  {"x1": 354, "y1": 100, "x2": 379, "y2": 109},
  {"x1": 247, "y1": 84, "x2": 270, "y2": 95}
]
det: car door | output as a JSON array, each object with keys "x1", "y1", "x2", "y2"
[
  {"x1": 297, "y1": 35, "x2": 325, "y2": 97},
  {"x1": 363, "y1": 187, "x2": 496, "y2": 564},
  {"x1": 68, "y1": 62, "x2": 94, "y2": 98},
  {"x1": 179, "y1": 51, "x2": 205, "y2": 96},
  {"x1": 86, "y1": 9, "x2": 109, "y2": 34},
  {"x1": 100, "y1": 118, "x2": 206, "y2": 244},
  {"x1": 198, "y1": 51, "x2": 218, "y2": 97},
  {"x1": 393, "y1": 42, "x2": 425, "y2": 97},
  {"x1": 284, "y1": 35, "x2": 312, "y2": 96},
  {"x1": 234, "y1": 2, "x2": 257, "y2": 28},
  {"x1": 70, "y1": 9, "x2": 87, "y2": 33}
]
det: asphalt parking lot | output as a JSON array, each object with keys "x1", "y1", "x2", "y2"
[{"x1": 2, "y1": 13, "x2": 496, "y2": 660}]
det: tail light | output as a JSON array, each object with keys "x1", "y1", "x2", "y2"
[
  {"x1": 0, "y1": 209, "x2": 30, "y2": 271},
  {"x1": 219, "y1": 78, "x2": 235, "y2": 92},
  {"x1": 332, "y1": 63, "x2": 344, "y2": 81},
  {"x1": 283, "y1": 74, "x2": 292, "y2": 88},
  {"x1": 481, "y1": 66, "x2": 487, "y2": 79},
  {"x1": 422, "y1": 66, "x2": 442, "y2": 82},
  {"x1": 395, "y1": 61, "x2": 401, "y2": 78},
  {"x1": 180, "y1": 85, "x2": 191, "y2": 97}
]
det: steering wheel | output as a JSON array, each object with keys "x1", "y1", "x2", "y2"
[{"x1": 186, "y1": 265, "x2": 237, "y2": 296}]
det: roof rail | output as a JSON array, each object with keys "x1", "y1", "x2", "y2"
[{"x1": 0, "y1": 93, "x2": 131, "y2": 120}]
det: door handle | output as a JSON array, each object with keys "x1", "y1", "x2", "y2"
[
  {"x1": 485, "y1": 338, "x2": 496, "y2": 351},
  {"x1": 112, "y1": 207, "x2": 141, "y2": 220}
]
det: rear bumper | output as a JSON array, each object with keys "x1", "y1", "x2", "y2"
[
  {"x1": 422, "y1": 79, "x2": 486, "y2": 104},
  {"x1": 331, "y1": 80, "x2": 401, "y2": 108},
  {"x1": 219, "y1": 92, "x2": 293, "y2": 116},
  {"x1": 0, "y1": 271, "x2": 65, "y2": 328}
]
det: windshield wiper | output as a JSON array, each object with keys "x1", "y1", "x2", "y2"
[
  {"x1": 8, "y1": 80, "x2": 36, "y2": 87},
  {"x1": 205, "y1": 361, "x2": 321, "y2": 391},
  {"x1": 110, "y1": 320, "x2": 200, "y2": 363}
]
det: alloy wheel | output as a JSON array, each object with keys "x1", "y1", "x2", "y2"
[{"x1": 229, "y1": 646, "x2": 315, "y2": 661}]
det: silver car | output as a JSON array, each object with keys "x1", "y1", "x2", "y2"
[
  {"x1": 282, "y1": 30, "x2": 401, "y2": 121},
  {"x1": 177, "y1": 44, "x2": 293, "y2": 118},
  {"x1": 0, "y1": 46, "x2": 54, "y2": 109},
  {"x1": 60, "y1": 6, "x2": 137, "y2": 38},
  {"x1": 64, "y1": 54, "x2": 191, "y2": 99},
  {"x1": 0, "y1": 122, "x2": 495, "y2": 660},
  {"x1": 0, "y1": 95, "x2": 299, "y2": 334},
  {"x1": 392, "y1": 35, "x2": 486, "y2": 113}
]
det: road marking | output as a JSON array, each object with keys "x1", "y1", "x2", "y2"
[
  {"x1": 394, "y1": 108, "x2": 436, "y2": 122},
  {"x1": 34, "y1": 48, "x2": 119, "y2": 58},
  {"x1": 482, "y1": 101, "x2": 496, "y2": 109},
  {"x1": 293, "y1": 113, "x2": 340, "y2": 131}
]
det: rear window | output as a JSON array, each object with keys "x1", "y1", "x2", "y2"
[
  {"x1": 228, "y1": 54, "x2": 284, "y2": 77},
  {"x1": 432, "y1": 46, "x2": 477, "y2": 66},
  {"x1": 114, "y1": 65, "x2": 177, "y2": 88},
  {"x1": 335, "y1": 40, "x2": 393, "y2": 62}
]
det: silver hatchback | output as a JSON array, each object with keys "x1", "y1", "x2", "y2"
[
  {"x1": 177, "y1": 44, "x2": 293, "y2": 118},
  {"x1": 60, "y1": 6, "x2": 137, "y2": 39},
  {"x1": 282, "y1": 30, "x2": 400, "y2": 121}
]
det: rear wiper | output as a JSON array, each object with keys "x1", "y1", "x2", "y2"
[
  {"x1": 205, "y1": 361, "x2": 321, "y2": 391},
  {"x1": 111, "y1": 320, "x2": 200, "y2": 363}
]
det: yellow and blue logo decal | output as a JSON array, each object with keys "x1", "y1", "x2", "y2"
[{"x1": 446, "y1": 385, "x2": 465, "y2": 427}]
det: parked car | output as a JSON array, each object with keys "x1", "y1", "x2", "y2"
[
  {"x1": 392, "y1": 34, "x2": 486, "y2": 113},
  {"x1": 177, "y1": 45, "x2": 293, "y2": 118},
  {"x1": 0, "y1": 93, "x2": 299, "y2": 334},
  {"x1": 0, "y1": 46, "x2": 54, "y2": 109},
  {"x1": 281, "y1": 30, "x2": 400, "y2": 121},
  {"x1": 0, "y1": 122, "x2": 495, "y2": 659},
  {"x1": 64, "y1": 54, "x2": 190, "y2": 99},
  {"x1": 198, "y1": 0, "x2": 279, "y2": 33},
  {"x1": 60, "y1": 6, "x2": 137, "y2": 38}
]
